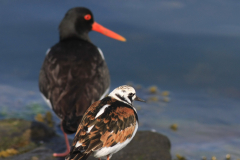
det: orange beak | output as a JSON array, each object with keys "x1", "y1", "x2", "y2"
[{"x1": 92, "y1": 22, "x2": 126, "y2": 42}]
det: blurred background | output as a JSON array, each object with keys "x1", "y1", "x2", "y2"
[{"x1": 0, "y1": 0, "x2": 240, "y2": 159}]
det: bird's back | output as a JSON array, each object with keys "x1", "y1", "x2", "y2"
[
  {"x1": 66, "y1": 96, "x2": 138, "y2": 160},
  {"x1": 39, "y1": 38, "x2": 110, "y2": 133}
]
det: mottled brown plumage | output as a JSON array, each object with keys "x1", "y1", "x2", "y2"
[{"x1": 66, "y1": 85, "x2": 144, "y2": 160}]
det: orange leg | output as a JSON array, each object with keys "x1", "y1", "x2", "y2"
[
  {"x1": 53, "y1": 124, "x2": 71, "y2": 157},
  {"x1": 107, "y1": 155, "x2": 110, "y2": 160}
]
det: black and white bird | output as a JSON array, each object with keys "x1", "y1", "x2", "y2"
[
  {"x1": 39, "y1": 7, "x2": 126, "y2": 157},
  {"x1": 65, "y1": 85, "x2": 145, "y2": 160}
]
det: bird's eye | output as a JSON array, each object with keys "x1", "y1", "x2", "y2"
[
  {"x1": 129, "y1": 93, "x2": 135, "y2": 96},
  {"x1": 84, "y1": 14, "x2": 91, "y2": 20}
]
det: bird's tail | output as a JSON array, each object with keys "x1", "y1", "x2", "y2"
[
  {"x1": 62, "y1": 115, "x2": 83, "y2": 134},
  {"x1": 65, "y1": 151, "x2": 91, "y2": 160}
]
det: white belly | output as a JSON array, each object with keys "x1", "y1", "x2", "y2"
[
  {"x1": 93, "y1": 123, "x2": 138, "y2": 159},
  {"x1": 41, "y1": 93, "x2": 52, "y2": 109},
  {"x1": 40, "y1": 93, "x2": 62, "y2": 120}
]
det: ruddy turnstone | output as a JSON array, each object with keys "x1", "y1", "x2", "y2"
[
  {"x1": 39, "y1": 7, "x2": 126, "y2": 157},
  {"x1": 65, "y1": 85, "x2": 145, "y2": 160}
]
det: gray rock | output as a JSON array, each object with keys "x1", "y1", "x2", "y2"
[{"x1": 107, "y1": 131, "x2": 172, "y2": 160}]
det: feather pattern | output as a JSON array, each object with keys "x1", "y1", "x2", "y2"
[
  {"x1": 65, "y1": 96, "x2": 138, "y2": 160},
  {"x1": 39, "y1": 38, "x2": 110, "y2": 134}
]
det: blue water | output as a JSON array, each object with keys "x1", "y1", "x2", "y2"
[{"x1": 1, "y1": 1, "x2": 240, "y2": 159}]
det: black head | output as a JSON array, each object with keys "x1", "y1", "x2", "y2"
[{"x1": 59, "y1": 7, "x2": 94, "y2": 41}]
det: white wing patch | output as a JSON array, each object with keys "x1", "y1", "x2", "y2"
[
  {"x1": 95, "y1": 104, "x2": 110, "y2": 118},
  {"x1": 40, "y1": 93, "x2": 63, "y2": 120},
  {"x1": 97, "y1": 48, "x2": 105, "y2": 60},
  {"x1": 100, "y1": 87, "x2": 110, "y2": 100},
  {"x1": 132, "y1": 106, "x2": 137, "y2": 113},
  {"x1": 41, "y1": 93, "x2": 52, "y2": 109},
  {"x1": 87, "y1": 125, "x2": 94, "y2": 133},
  {"x1": 75, "y1": 141, "x2": 82, "y2": 148},
  {"x1": 45, "y1": 48, "x2": 51, "y2": 55}
]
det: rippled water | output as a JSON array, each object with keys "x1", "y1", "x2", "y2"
[
  {"x1": 1, "y1": 1, "x2": 240, "y2": 160},
  {"x1": 1, "y1": 81, "x2": 239, "y2": 159}
]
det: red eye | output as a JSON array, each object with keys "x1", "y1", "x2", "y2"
[{"x1": 84, "y1": 14, "x2": 91, "y2": 20}]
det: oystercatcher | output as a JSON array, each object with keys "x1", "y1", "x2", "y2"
[
  {"x1": 65, "y1": 85, "x2": 145, "y2": 160},
  {"x1": 39, "y1": 7, "x2": 126, "y2": 157}
]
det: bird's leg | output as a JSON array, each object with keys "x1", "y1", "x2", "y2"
[
  {"x1": 107, "y1": 155, "x2": 110, "y2": 160},
  {"x1": 53, "y1": 124, "x2": 71, "y2": 157}
]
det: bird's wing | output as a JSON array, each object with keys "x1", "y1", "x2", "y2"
[
  {"x1": 66, "y1": 97, "x2": 138, "y2": 160},
  {"x1": 39, "y1": 40, "x2": 110, "y2": 133}
]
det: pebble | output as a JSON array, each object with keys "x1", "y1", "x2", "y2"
[
  {"x1": 226, "y1": 154, "x2": 231, "y2": 160},
  {"x1": 161, "y1": 91, "x2": 170, "y2": 96},
  {"x1": 211, "y1": 156, "x2": 217, "y2": 160},
  {"x1": 170, "y1": 124, "x2": 178, "y2": 131},
  {"x1": 31, "y1": 156, "x2": 39, "y2": 160},
  {"x1": 148, "y1": 86, "x2": 158, "y2": 94},
  {"x1": 202, "y1": 156, "x2": 207, "y2": 160},
  {"x1": 163, "y1": 97, "x2": 170, "y2": 102},
  {"x1": 176, "y1": 154, "x2": 186, "y2": 160}
]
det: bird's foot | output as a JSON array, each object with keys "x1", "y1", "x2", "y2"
[
  {"x1": 53, "y1": 149, "x2": 70, "y2": 157},
  {"x1": 53, "y1": 123, "x2": 71, "y2": 157}
]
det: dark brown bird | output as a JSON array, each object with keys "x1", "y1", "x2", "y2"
[
  {"x1": 39, "y1": 7, "x2": 125, "y2": 157},
  {"x1": 65, "y1": 85, "x2": 145, "y2": 160}
]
